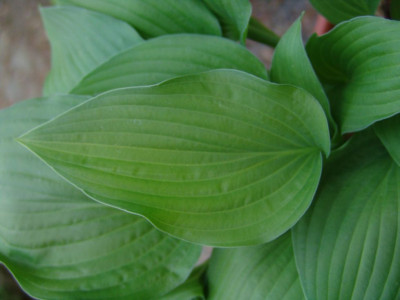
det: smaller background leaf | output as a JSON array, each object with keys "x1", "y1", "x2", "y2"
[
  {"x1": 53, "y1": 0, "x2": 222, "y2": 38},
  {"x1": 374, "y1": 114, "x2": 400, "y2": 166},
  {"x1": 72, "y1": 34, "x2": 268, "y2": 96},
  {"x1": 41, "y1": 5, "x2": 142, "y2": 96},
  {"x1": 207, "y1": 232, "x2": 305, "y2": 300},
  {"x1": 203, "y1": 0, "x2": 252, "y2": 43},
  {"x1": 309, "y1": 0, "x2": 380, "y2": 24},
  {"x1": 271, "y1": 15, "x2": 337, "y2": 140}
]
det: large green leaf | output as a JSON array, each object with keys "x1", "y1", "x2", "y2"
[
  {"x1": 41, "y1": 6, "x2": 143, "y2": 96},
  {"x1": 307, "y1": 17, "x2": 400, "y2": 133},
  {"x1": 309, "y1": 0, "x2": 380, "y2": 24},
  {"x1": 72, "y1": 34, "x2": 268, "y2": 96},
  {"x1": 271, "y1": 15, "x2": 337, "y2": 139},
  {"x1": 207, "y1": 232, "x2": 305, "y2": 300},
  {"x1": 53, "y1": 0, "x2": 221, "y2": 38},
  {"x1": 292, "y1": 131, "x2": 400, "y2": 300},
  {"x1": 0, "y1": 97, "x2": 201, "y2": 299},
  {"x1": 203, "y1": 0, "x2": 252, "y2": 43},
  {"x1": 374, "y1": 114, "x2": 400, "y2": 166},
  {"x1": 19, "y1": 70, "x2": 330, "y2": 247}
]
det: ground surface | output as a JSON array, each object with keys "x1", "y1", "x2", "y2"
[{"x1": 0, "y1": 0, "x2": 317, "y2": 298}]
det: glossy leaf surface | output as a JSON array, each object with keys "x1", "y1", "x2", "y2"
[
  {"x1": 19, "y1": 70, "x2": 330, "y2": 247},
  {"x1": 0, "y1": 97, "x2": 201, "y2": 299},
  {"x1": 72, "y1": 34, "x2": 268, "y2": 96},
  {"x1": 203, "y1": 0, "x2": 252, "y2": 43},
  {"x1": 207, "y1": 232, "x2": 305, "y2": 300},
  {"x1": 309, "y1": 0, "x2": 380, "y2": 24},
  {"x1": 293, "y1": 131, "x2": 400, "y2": 300},
  {"x1": 41, "y1": 6, "x2": 142, "y2": 96},
  {"x1": 271, "y1": 15, "x2": 337, "y2": 138},
  {"x1": 374, "y1": 114, "x2": 400, "y2": 166},
  {"x1": 307, "y1": 17, "x2": 400, "y2": 133},
  {"x1": 53, "y1": 0, "x2": 221, "y2": 38}
]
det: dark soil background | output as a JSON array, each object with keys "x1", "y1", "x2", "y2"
[{"x1": 0, "y1": 0, "x2": 318, "y2": 298}]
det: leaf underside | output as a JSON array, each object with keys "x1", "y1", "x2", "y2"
[
  {"x1": 19, "y1": 70, "x2": 330, "y2": 247},
  {"x1": 41, "y1": 5, "x2": 143, "y2": 96},
  {"x1": 72, "y1": 34, "x2": 268, "y2": 96},
  {"x1": 307, "y1": 17, "x2": 400, "y2": 133},
  {"x1": 0, "y1": 96, "x2": 201, "y2": 300},
  {"x1": 293, "y1": 131, "x2": 400, "y2": 300}
]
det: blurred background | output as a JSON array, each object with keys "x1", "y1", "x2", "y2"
[{"x1": 0, "y1": 0, "x2": 318, "y2": 298}]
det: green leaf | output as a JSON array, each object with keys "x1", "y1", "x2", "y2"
[
  {"x1": 292, "y1": 131, "x2": 400, "y2": 300},
  {"x1": 41, "y1": 6, "x2": 143, "y2": 96},
  {"x1": 159, "y1": 263, "x2": 207, "y2": 300},
  {"x1": 0, "y1": 97, "x2": 201, "y2": 300},
  {"x1": 374, "y1": 114, "x2": 400, "y2": 166},
  {"x1": 53, "y1": 0, "x2": 221, "y2": 38},
  {"x1": 19, "y1": 70, "x2": 330, "y2": 247},
  {"x1": 392, "y1": 0, "x2": 400, "y2": 20},
  {"x1": 271, "y1": 15, "x2": 337, "y2": 139},
  {"x1": 306, "y1": 16, "x2": 400, "y2": 133},
  {"x1": 203, "y1": 0, "x2": 252, "y2": 43},
  {"x1": 72, "y1": 34, "x2": 269, "y2": 96},
  {"x1": 207, "y1": 232, "x2": 305, "y2": 300},
  {"x1": 247, "y1": 17, "x2": 280, "y2": 48},
  {"x1": 309, "y1": 0, "x2": 380, "y2": 24}
]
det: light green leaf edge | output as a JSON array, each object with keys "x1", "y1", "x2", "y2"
[
  {"x1": 18, "y1": 70, "x2": 330, "y2": 247},
  {"x1": 374, "y1": 113, "x2": 400, "y2": 166},
  {"x1": 72, "y1": 34, "x2": 269, "y2": 96},
  {"x1": 53, "y1": 0, "x2": 222, "y2": 38},
  {"x1": 0, "y1": 96, "x2": 201, "y2": 300},
  {"x1": 309, "y1": 0, "x2": 380, "y2": 24},
  {"x1": 41, "y1": 5, "x2": 143, "y2": 96},
  {"x1": 271, "y1": 14, "x2": 338, "y2": 141},
  {"x1": 292, "y1": 130, "x2": 400, "y2": 300},
  {"x1": 203, "y1": 0, "x2": 252, "y2": 44},
  {"x1": 306, "y1": 16, "x2": 400, "y2": 133},
  {"x1": 207, "y1": 232, "x2": 305, "y2": 300}
]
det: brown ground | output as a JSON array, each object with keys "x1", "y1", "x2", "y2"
[{"x1": 0, "y1": 0, "x2": 318, "y2": 298}]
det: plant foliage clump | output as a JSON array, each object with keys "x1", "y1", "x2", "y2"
[{"x1": 1, "y1": 0, "x2": 400, "y2": 299}]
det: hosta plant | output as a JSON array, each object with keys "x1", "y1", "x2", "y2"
[{"x1": 1, "y1": 0, "x2": 400, "y2": 299}]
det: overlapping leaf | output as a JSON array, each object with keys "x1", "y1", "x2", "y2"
[
  {"x1": 207, "y1": 232, "x2": 305, "y2": 300},
  {"x1": 309, "y1": 0, "x2": 380, "y2": 24},
  {"x1": 0, "y1": 97, "x2": 201, "y2": 299},
  {"x1": 374, "y1": 114, "x2": 400, "y2": 166},
  {"x1": 72, "y1": 34, "x2": 268, "y2": 96},
  {"x1": 247, "y1": 17, "x2": 280, "y2": 48},
  {"x1": 292, "y1": 131, "x2": 400, "y2": 300},
  {"x1": 307, "y1": 17, "x2": 400, "y2": 133},
  {"x1": 53, "y1": 0, "x2": 221, "y2": 38},
  {"x1": 203, "y1": 0, "x2": 252, "y2": 43},
  {"x1": 19, "y1": 70, "x2": 330, "y2": 247},
  {"x1": 41, "y1": 6, "x2": 143, "y2": 96},
  {"x1": 160, "y1": 263, "x2": 207, "y2": 300},
  {"x1": 271, "y1": 15, "x2": 337, "y2": 138}
]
